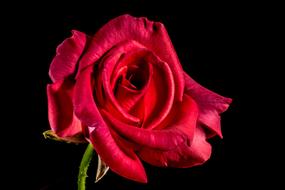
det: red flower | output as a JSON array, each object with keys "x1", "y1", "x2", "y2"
[{"x1": 47, "y1": 15, "x2": 232, "y2": 183}]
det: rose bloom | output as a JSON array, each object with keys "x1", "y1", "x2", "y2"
[{"x1": 47, "y1": 15, "x2": 232, "y2": 183}]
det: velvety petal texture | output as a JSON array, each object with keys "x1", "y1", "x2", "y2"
[
  {"x1": 138, "y1": 95, "x2": 208, "y2": 168},
  {"x1": 47, "y1": 80, "x2": 82, "y2": 137},
  {"x1": 74, "y1": 66, "x2": 147, "y2": 183},
  {"x1": 49, "y1": 30, "x2": 87, "y2": 82},
  {"x1": 46, "y1": 14, "x2": 232, "y2": 183},
  {"x1": 139, "y1": 126, "x2": 212, "y2": 168},
  {"x1": 184, "y1": 73, "x2": 232, "y2": 138},
  {"x1": 77, "y1": 14, "x2": 185, "y2": 101}
]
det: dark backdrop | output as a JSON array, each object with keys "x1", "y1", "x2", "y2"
[{"x1": 9, "y1": 1, "x2": 272, "y2": 189}]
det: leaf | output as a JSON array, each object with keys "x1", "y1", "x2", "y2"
[
  {"x1": 95, "y1": 155, "x2": 109, "y2": 183},
  {"x1": 43, "y1": 130, "x2": 86, "y2": 144}
]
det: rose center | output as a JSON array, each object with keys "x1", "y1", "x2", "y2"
[
  {"x1": 126, "y1": 63, "x2": 149, "y2": 90},
  {"x1": 114, "y1": 60, "x2": 150, "y2": 94}
]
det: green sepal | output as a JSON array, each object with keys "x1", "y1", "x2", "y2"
[
  {"x1": 95, "y1": 155, "x2": 109, "y2": 183},
  {"x1": 43, "y1": 130, "x2": 86, "y2": 144}
]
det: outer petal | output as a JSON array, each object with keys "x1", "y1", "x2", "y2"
[
  {"x1": 101, "y1": 110, "x2": 186, "y2": 151},
  {"x1": 101, "y1": 94, "x2": 198, "y2": 151},
  {"x1": 47, "y1": 80, "x2": 82, "y2": 137},
  {"x1": 138, "y1": 126, "x2": 212, "y2": 168},
  {"x1": 73, "y1": 66, "x2": 147, "y2": 183},
  {"x1": 49, "y1": 30, "x2": 87, "y2": 82},
  {"x1": 184, "y1": 73, "x2": 232, "y2": 138},
  {"x1": 77, "y1": 14, "x2": 184, "y2": 101}
]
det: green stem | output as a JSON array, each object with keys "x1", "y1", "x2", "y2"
[{"x1": 78, "y1": 143, "x2": 94, "y2": 190}]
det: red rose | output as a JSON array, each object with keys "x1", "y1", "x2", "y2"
[{"x1": 47, "y1": 15, "x2": 232, "y2": 183}]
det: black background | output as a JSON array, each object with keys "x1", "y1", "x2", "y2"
[{"x1": 6, "y1": 1, "x2": 276, "y2": 189}]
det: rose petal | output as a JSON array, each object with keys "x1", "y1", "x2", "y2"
[
  {"x1": 184, "y1": 73, "x2": 232, "y2": 138},
  {"x1": 89, "y1": 125, "x2": 147, "y2": 183},
  {"x1": 98, "y1": 40, "x2": 145, "y2": 124},
  {"x1": 77, "y1": 14, "x2": 184, "y2": 101},
  {"x1": 114, "y1": 83, "x2": 145, "y2": 112},
  {"x1": 138, "y1": 126, "x2": 211, "y2": 168},
  {"x1": 101, "y1": 94, "x2": 198, "y2": 151},
  {"x1": 105, "y1": 46, "x2": 175, "y2": 129},
  {"x1": 47, "y1": 80, "x2": 82, "y2": 137},
  {"x1": 109, "y1": 127, "x2": 141, "y2": 156},
  {"x1": 101, "y1": 111, "x2": 185, "y2": 151},
  {"x1": 142, "y1": 54, "x2": 175, "y2": 129},
  {"x1": 74, "y1": 66, "x2": 147, "y2": 183},
  {"x1": 49, "y1": 30, "x2": 87, "y2": 82},
  {"x1": 112, "y1": 55, "x2": 153, "y2": 112}
]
